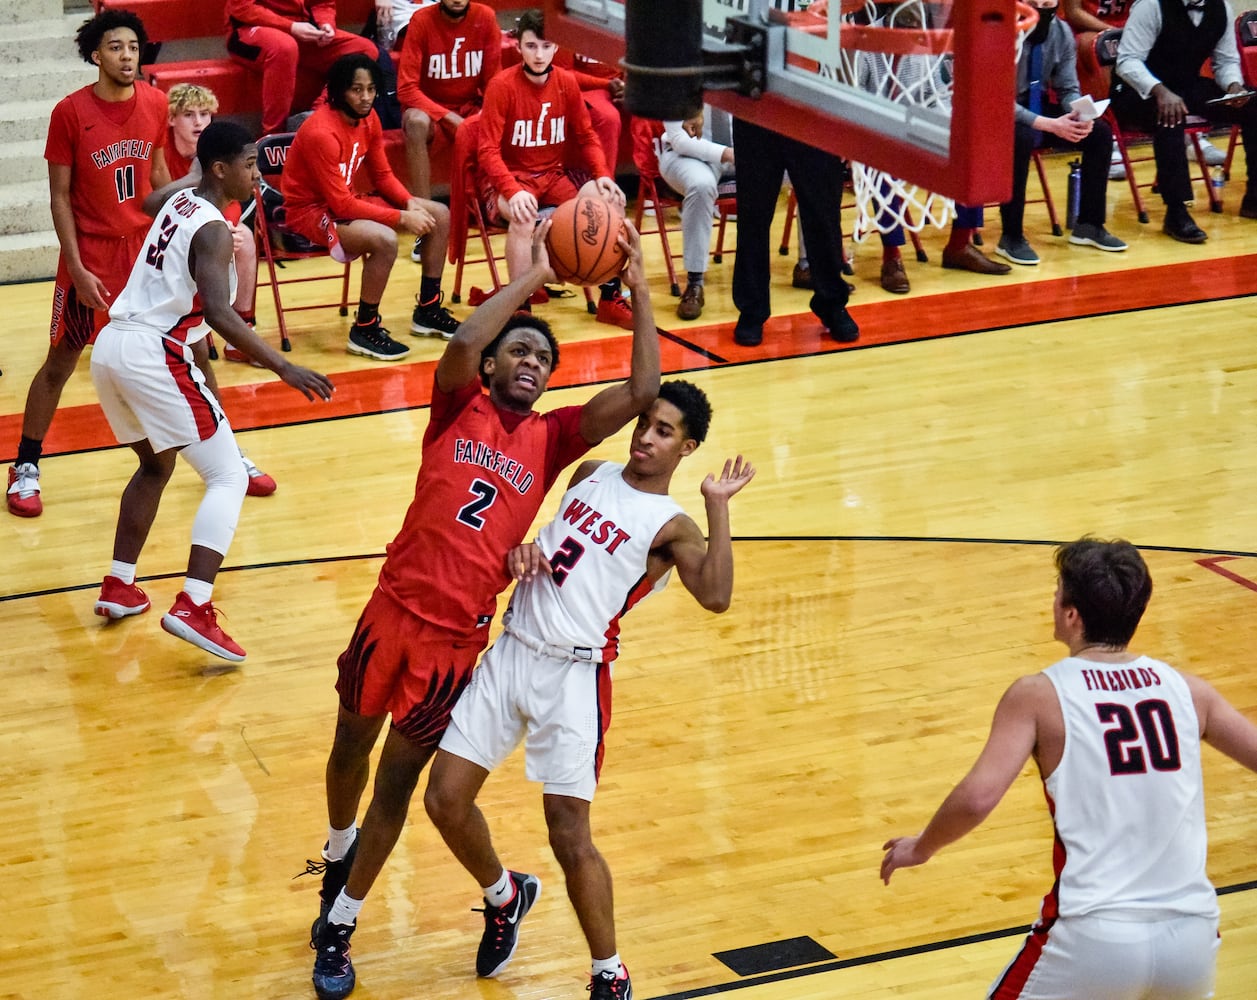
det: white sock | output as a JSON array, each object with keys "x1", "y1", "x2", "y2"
[
  {"x1": 110, "y1": 561, "x2": 137, "y2": 585},
  {"x1": 592, "y1": 955, "x2": 621, "y2": 978},
  {"x1": 183, "y1": 577, "x2": 213, "y2": 607},
  {"x1": 483, "y1": 869, "x2": 513, "y2": 908},
  {"x1": 327, "y1": 888, "x2": 363, "y2": 927},
  {"x1": 326, "y1": 825, "x2": 357, "y2": 861}
]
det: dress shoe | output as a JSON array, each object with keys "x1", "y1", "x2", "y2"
[
  {"x1": 941, "y1": 244, "x2": 1012, "y2": 275},
  {"x1": 733, "y1": 317, "x2": 763, "y2": 346},
  {"x1": 1240, "y1": 193, "x2": 1257, "y2": 220},
  {"x1": 1162, "y1": 208, "x2": 1207, "y2": 244},
  {"x1": 792, "y1": 260, "x2": 814, "y2": 289},
  {"x1": 676, "y1": 282, "x2": 704, "y2": 320},
  {"x1": 826, "y1": 307, "x2": 860, "y2": 343},
  {"x1": 880, "y1": 257, "x2": 910, "y2": 293}
]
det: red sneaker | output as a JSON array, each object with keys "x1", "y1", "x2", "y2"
[
  {"x1": 7, "y1": 463, "x2": 42, "y2": 517},
  {"x1": 94, "y1": 576, "x2": 151, "y2": 619},
  {"x1": 161, "y1": 592, "x2": 247, "y2": 662},
  {"x1": 242, "y1": 454, "x2": 277, "y2": 497},
  {"x1": 223, "y1": 345, "x2": 265, "y2": 368},
  {"x1": 595, "y1": 293, "x2": 634, "y2": 330}
]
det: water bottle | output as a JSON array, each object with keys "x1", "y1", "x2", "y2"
[
  {"x1": 1066, "y1": 158, "x2": 1082, "y2": 231},
  {"x1": 1211, "y1": 166, "x2": 1226, "y2": 197}
]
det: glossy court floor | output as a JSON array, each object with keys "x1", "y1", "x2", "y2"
[{"x1": 3, "y1": 155, "x2": 1257, "y2": 999}]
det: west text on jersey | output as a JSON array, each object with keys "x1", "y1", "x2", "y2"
[
  {"x1": 559, "y1": 498, "x2": 631, "y2": 553},
  {"x1": 454, "y1": 439, "x2": 534, "y2": 492}
]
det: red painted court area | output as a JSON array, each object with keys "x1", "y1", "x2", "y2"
[{"x1": 4, "y1": 253, "x2": 1254, "y2": 460}]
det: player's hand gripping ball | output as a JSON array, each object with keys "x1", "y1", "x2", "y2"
[{"x1": 545, "y1": 196, "x2": 627, "y2": 285}]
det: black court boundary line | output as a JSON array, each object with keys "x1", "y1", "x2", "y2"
[
  {"x1": 7, "y1": 289, "x2": 1251, "y2": 465},
  {"x1": 646, "y1": 877, "x2": 1257, "y2": 1000},
  {"x1": 8, "y1": 534, "x2": 1257, "y2": 603}
]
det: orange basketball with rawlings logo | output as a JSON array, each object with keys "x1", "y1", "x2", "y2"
[{"x1": 544, "y1": 197, "x2": 627, "y2": 286}]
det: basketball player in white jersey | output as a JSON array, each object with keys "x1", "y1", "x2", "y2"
[
  {"x1": 881, "y1": 537, "x2": 1257, "y2": 999},
  {"x1": 90, "y1": 121, "x2": 333, "y2": 662},
  {"x1": 423, "y1": 380, "x2": 754, "y2": 1000}
]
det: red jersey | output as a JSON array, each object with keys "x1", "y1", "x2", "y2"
[
  {"x1": 396, "y1": 2, "x2": 502, "y2": 119},
  {"x1": 226, "y1": 0, "x2": 337, "y2": 32},
  {"x1": 478, "y1": 64, "x2": 609, "y2": 200},
  {"x1": 378, "y1": 376, "x2": 591, "y2": 633},
  {"x1": 282, "y1": 103, "x2": 413, "y2": 228},
  {"x1": 1077, "y1": 0, "x2": 1132, "y2": 28},
  {"x1": 44, "y1": 82, "x2": 168, "y2": 240}
]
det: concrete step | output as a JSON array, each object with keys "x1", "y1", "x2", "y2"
[
  {"x1": 0, "y1": 140, "x2": 48, "y2": 185},
  {"x1": 0, "y1": 97, "x2": 60, "y2": 144},
  {"x1": 0, "y1": 180, "x2": 53, "y2": 236},
  {"x1": 0, "y1": 232, "x2": 58, "y2": 285},
  {"x1": 0, "y1": 16, "x2": 84, "y2": 62},
  {"x1": 0, "y1": 58, "x2": 95, "y2": 104},
  {"x1": 0, "y1": 0, "x2": 62, "y2": 25}
]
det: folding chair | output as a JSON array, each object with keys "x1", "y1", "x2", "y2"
[
  {"x1": 1096, "y1": 28, "x2": 1220, "y2": 223},
  {"x1": 447, "y1": 114, "x2": 507, "y2": 305},
  {"x1": 1222, "y1": 11, "x2": 1257, "y2": 180},
  {"x1": 252, "y1": 132, "x2": 351, "y2": 352},
  {"x1": 630, "y1": 117, "x2": 737, "y2": 297}
]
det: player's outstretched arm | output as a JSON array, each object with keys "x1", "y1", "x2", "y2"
[
  {"x1": 192, "y1": 223, "x2": 334, "y2": 401},
  {"x1": 1188, "y1": 674, "x2": 1257, "y2": 773},
  {"x1": 669, "y1": 455, "x2": 756, "y2": 612},
  {"x1": 437, "y1": 219, "x2": 557, "y2": 391},
  {"x1": 578, "y1": 223, "x2": 661, "y2": 443},
  {"x1": 881, "y1": 675, "x2": 1043, "y2": 884}
]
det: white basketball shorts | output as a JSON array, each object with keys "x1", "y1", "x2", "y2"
[{"x1": 440, "y1": 631, "x2": 612, "y2": 801}]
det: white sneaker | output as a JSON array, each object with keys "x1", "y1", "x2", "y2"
[
  {"x1": 1109, "y1": 148, "x2": 1126, "y2": 181},
  {"x1": 1189, "y1": 134, "x2": 1227, "y2": 167}
]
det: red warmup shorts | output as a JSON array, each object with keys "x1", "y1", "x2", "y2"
[
  {"x1": 335, "y1": 587, "x2": 489, "y2": 749},
  {"x1": 481, "y1": 169, "x2": 581, "y2": 224},
  {"x1": 285, "y1": 194, "x2": 396, "y2": 264},
  {"x1": 51, "y1": 229, "x2": 147, "y2": 350}
]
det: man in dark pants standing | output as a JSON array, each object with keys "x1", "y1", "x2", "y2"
[{"x1": 730, "y1": 118, "x2": 859, "y2": 347}]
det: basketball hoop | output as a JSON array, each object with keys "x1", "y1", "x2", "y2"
[{"x1": 837, "y1": 0, "x2": 1039, "y2": 237}]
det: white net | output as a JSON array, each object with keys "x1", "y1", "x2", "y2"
[{"x1": 833, "y1": 0, "x2": 1036, "y2": 236}]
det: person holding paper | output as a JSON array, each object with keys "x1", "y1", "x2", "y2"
[
  {"x1": 995, "y1": 0, "x2": 1127, "y2": 266},
  {"x1": 1111, "y1": 0, "x2": 1257, "y2": 243}
]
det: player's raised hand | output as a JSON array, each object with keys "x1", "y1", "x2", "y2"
[
  {"x1": 616, "y1": 219, "x2": 646, "y2": 289},
  {"x1": 701, "y1": 455, "x2": 756, "y2": 503},
  {"x1": 507, "y1": 542, "x2": 552, "y2": 581},
  {"x1": 529, "y1": 218, "x2": 557, "y2": 284}
]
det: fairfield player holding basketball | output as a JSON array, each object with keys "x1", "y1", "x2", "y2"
[
  {"x1": 7, "y1": 9, "x2": 169, "y2": 518},
  {"x1": 477, "y1": 7, "x2": 633, "y2": 328},
  {"x1": 306, "y1": 220, "x2": 659, "y2": 1000},
  {"x1": 425, "y1": 382, "x2": 754, "y2": 1000},
  {"x1": 882, "y1": 537, "x2": 1257, "y2": 999}
]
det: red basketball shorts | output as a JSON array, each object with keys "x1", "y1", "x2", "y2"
[
  {"x1": 50, "y1": 229, "x2": 146, "y2": 350},
  {"x1": 335, "y1": 587, "x2": 489, "y2": 749}
]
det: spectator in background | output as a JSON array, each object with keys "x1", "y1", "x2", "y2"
[
  {"x1": 1111, "y1": 0, "x2": 1257, "y2": 243},
  {"x1": 478, "y1": 8, "x2": 633, "y2": 329},
  {"x1": 282, "y1": 54, "x2": 458, "y2": 361},
  {"x1": 396, "y1": 0, "x2": 501, "y2": 259},
  {"x1": 226, "y1": 0, "x2": 378, "y2": 136}
]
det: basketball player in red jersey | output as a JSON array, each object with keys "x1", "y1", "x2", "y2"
[
  {"x1": 305, "y1": 219, "x2": 660, "y2": 1000},
  {"x1": 396, "y1": 0, "x2": 502, "y2": 218},
  {"x1": 283, "y1": 53, "x2": 459, "y2": 362},
  {"x1": 7, "y1": 10, "x2": 170, "y2": 518},
  {"x1": 478, "y1": 8, "x2": 634, "y2": 329}
]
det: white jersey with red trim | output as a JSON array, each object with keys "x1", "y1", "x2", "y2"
[
  {"x1": 107, "y1": 188, "x2": 235, "y2": 347},
  {"x1": 502, "y1": 462, "x2": 684, "y2": 662},
  {"x1": 1040, "y1": 655, "x2": 1217, "y2": 921}
]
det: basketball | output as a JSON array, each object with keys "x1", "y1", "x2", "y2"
[{"x1": 545, "y1": 197, "x2": 627, "y2": 286}]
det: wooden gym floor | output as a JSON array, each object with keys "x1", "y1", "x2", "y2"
[{"x1": 3, "y1": 148, "x2": 1257, "y2": 999}]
